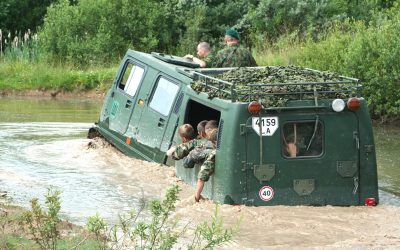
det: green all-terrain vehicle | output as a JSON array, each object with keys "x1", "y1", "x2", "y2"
[{"x1": 89, "y1": 49, "x2": 379, "y2": 206}]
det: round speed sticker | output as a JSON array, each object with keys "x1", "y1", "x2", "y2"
[{"x1": 259, "y1": 186, "x2": 274, "y2": 201}]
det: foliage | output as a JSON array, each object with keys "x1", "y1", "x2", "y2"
[
  {"x1": 39, "y1": 0, "x2": 177, "y2": 66},
  {"x1": 187, "y1": 206, "x2": 238, "y2": 250},
  {"x1": 87, "y1": 185, "x2": 236, "y2": 249},
  {"x1": 0, "y1": 0, "x2": 56, "y2": 34},
  {"x1": 243, "y1": 0, "x2": 397, "y2": 47},
  {"x1": 291, "y1": 5, "x2": 400, "y2": 117},
  {"x1": 22, "y1": 188, "x2": 61, "y2": 250}
]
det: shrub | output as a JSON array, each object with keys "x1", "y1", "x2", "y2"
[
  {"x1": 87, "y1": 185, "x2": 237, "y2": 249},
  {"x1": 295, "y1": 9, "x2": 400, "y2": 118},
  {"x1": 22, "y1": 188, "x2": 61, "y2": 250}
]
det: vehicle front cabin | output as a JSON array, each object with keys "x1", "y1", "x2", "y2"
[{"x1": 90, "y1": 49, "x2": 379, "y2": 206}]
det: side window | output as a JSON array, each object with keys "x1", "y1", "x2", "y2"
[
  {"x1": 118, "y1": 62, "x2": 145, "y2": 97},
  {"x1": 282, "y1": 121, "x2": 323, "y2": 158},
  {"x1": 149, "y1": 77, "x2": 179, "y2": 116}
]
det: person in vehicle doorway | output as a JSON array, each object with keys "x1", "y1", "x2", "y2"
[
  {"x1": 195, "y1": 128, "x2": 218, "y2": 202},
  {"x1": 184, "y1": 42, "x2": 214, "y2": 68},
  {"x1": 213, "y1": 28, "x2": 257, "y2": 68},
  {"x1": 166, "y1": 124, "x2": 196, "y2": 158},
  {"x1": 196, "y1": 120, "x2": 208, "y2": 139}
]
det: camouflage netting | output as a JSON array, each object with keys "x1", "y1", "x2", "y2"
[{"x1": 191, "y1": 66, "x2": 356, "y2": 106}]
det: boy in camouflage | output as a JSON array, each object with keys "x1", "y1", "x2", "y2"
[
  {"x1": 166, "y1": 124, "x2": 196, "y2": 158},
  {"x1": 195, "y1": 128, "x2": 218, "y2": 202},
  {"x1": 168, "y1": 120, "x2": 217, "y2": 160}
]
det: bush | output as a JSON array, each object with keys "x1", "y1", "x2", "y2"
[
  {"x1": 40, "y1": 0, "x2": 175, "y2": 66},
  {"x1": 22, "y1": 188, "x2": 61, "y2": 250},
  {"x1": 294, "y1": 6, "x2": 400, "y2": 118},
  {"x1": 87, "y1": 185, "x2": 238, "y2": 249}
]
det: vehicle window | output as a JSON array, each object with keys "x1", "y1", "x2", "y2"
[
  {"x1": 118, "y1": 62, "x2": 145, "y2": 97},
  {"x1": 282, "y1": 121, "x2": 323, "y2": 158},
  {"x1": 149, "y1": 77, "x2": 179, "y2": 116}
]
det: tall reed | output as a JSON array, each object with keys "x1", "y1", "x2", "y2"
[{"x1": 0, "y1": 29, "x2": 40, "y2": 63}]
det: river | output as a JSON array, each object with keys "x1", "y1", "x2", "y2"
[{"x1": 1, "y1": 96, "x2": 399, "y2": 249}]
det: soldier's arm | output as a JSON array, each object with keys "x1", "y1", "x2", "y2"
[{"x1": 172, "y1": 140, "x2": 197, "y2": 160}]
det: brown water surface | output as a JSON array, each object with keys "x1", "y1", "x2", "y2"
[{"x1": 0, "y1": 96, "x2": 399, "y2": 249}]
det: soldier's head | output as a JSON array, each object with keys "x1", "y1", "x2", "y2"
[
  {"x1": 207, "y1": 128, "x2": 218, "y2": 145},
  {"x1": 197, "y1": 120, "x2": 208, "y2": 138},
  {"x1": 205, "y1": 120, "x2": 218, "y2": 136},
  {"x1": 197, "y1": 42, "x2": 211, "y2": 58},
  {"x1": 178, "y1": 124, "x2": 196, "y2": 143},
  {"x1": 224, "y1": 28, "x2": 240, "y2": 45}
]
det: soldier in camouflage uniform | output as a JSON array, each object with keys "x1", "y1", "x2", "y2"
[
  {"x1": 212, "y1": 28, "x2": 257, "y2": 68},
  {"x1": 183, "y1": 139, "x2": 214, "y2": 168},
  {"x1": 195, "y1": 128, "x2": 218, "y2": 202},
  {"x1": 170, "y1": 121, "x2": 209, "y2": 160},
  {"x1": 166, "y1": 124, "x2": 196, "y2": 158},
  {"x1": 184, "y1": 42, "x2": 215, "y2": 68},
  {"x1": 170, "y1": 120, "x2": 218, "y2": 160}
]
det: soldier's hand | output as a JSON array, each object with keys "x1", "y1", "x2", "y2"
[
  {"x1": 166, "y1": 146, "x2": 176, "y2": 157},
  {"x1": 184, "y1": 54, "x2": 194, "y2": 61}
]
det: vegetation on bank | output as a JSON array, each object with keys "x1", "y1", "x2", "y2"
[
  {"x1": 0, "y1": 186, "x2": 237, "y2": 249},
  {"x1": 1, "y1": 0, "x2": 400, "y2": 119}
]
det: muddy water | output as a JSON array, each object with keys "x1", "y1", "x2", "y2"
[{"x1": 1, "y1": 96, "x2": 400, "y2": 249}]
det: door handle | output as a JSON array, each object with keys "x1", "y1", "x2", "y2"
[
  {"x1": 158, "y1": 118, "x2": 165, "y2": 127},
  {"x1": 125, "y1": 100, "x2": 132, "y2": 108}
]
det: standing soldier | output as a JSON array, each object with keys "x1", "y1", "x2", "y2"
[{"x1": 213, "y1": 28, "x2": 257, "y2": 68}]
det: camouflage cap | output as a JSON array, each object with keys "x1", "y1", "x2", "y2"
[{"x1": 225, "y1": 28, "x2": 240, "y2": 40}]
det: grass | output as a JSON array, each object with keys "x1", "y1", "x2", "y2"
[{"x1": 0, "y1": 60, "x2": 117, "y2": 92}]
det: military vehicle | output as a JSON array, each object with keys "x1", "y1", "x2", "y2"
[{"x1": 89, "y1": 49, "x2": 379, "y2": 206}]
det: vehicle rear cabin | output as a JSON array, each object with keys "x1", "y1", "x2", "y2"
[{"x1": 90, "y1": 49, "x2": 379, "y2": 206}]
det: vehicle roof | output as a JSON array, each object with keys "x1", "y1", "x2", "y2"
[{"x1": 126, "y1": 49, "x2": 194, "y2": 83}]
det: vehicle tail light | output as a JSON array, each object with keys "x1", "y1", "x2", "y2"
[
  {"x1": 365, "y1": 198, "x2": 377, "y2": 206},
  {"x1": 126, "y1": 137, "x2": 131, "y2": 145},
  {"x1": 248, "y1": 101, "x2": 262, "y2": 115},
  {"x1": 347, "y1": 97, "x2": 361, "y2": 111}
]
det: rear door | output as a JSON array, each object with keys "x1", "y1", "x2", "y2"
[{"x1": 245, "y1": 111, "x2": 360, "y2": 205}]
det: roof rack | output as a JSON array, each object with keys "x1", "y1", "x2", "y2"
[{"x1": 190, "y1": 67, "x2": 361, "y2": 107}]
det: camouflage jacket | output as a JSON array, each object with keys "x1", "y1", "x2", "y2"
[
  {"x1": 213, "y1": 44, "x2": 257, "y2": 68},
  {"x1": 172, "y1": 138, "x2": 208, "y2": 160},
  {"x1": 203, "y1": 53, "x2": 216, "y2": 68},
  {"x1": 183, "y1": 141, "x2": 215, "y2": 168}
]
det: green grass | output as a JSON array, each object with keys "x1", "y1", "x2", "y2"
[
  {"x1": 0, "y1": 61, "x2": 118, "y2": 92},
  {"x1": 0, "y1": 235, "x2": 100, "y2": 250}
]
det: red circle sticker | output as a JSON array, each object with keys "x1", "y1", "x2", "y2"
[{"x1": 259, "y1": 186, "x2": 274, "y2": 201}]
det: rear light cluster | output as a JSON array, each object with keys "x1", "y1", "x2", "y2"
[
  {"x1": 332, "y1": 97, "x2": 361, "y2": 112},
  {"x1": 365, "y1": 198, "x2": 377, "y2": 206},
  {"x1": 248, "y1": 101, "x2": 263, "y2": 115}
]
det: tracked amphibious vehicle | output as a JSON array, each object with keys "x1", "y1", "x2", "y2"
[{"x1": 89, "y1": 49, "x2": 379, "y2": 206}]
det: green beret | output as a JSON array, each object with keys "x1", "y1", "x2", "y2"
[{"x1": 225, "y1": 28, "x2": 240, "y2": 40}]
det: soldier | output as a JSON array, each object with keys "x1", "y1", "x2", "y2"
[
  {"x1": 213, "y1": 28, "x2": 257, "y2": 68},
  {"x1": 196, "y1": 120, "x2": 208, "y2": 139},
  {"x1": 166, "y1": 124, "x2": 196, "y2": 158},
  {"x1": 195, "y1": 128, "x2": 218, "y2": 202},
  {"x1": 204, "y1": 120, "x2": 218, "y2": 135},
  {"x1": 166, "y1": 121, "x2": 210, "y2": 160},
  {"x1": 184, "y1": 42, "x2": 214, "y2": 68}
]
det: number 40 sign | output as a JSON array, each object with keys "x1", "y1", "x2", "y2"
[{"x1": 259, "y1": 186, "x2": 274, "y2": 201}]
